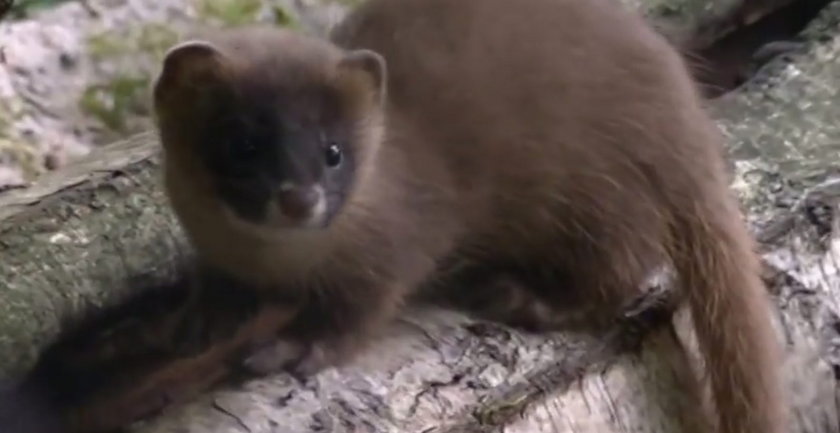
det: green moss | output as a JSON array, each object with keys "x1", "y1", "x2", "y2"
[
  {"x1": 81, "y1": 22, "x2": 186, "y2": 135},
  {"x1": 0, "y1": 96, "x2": 39, "y2": 179},
  {"x1": 196, "y1": 0, "x2": 262, "y2": 26},
  {"x1": 0, "y1": 110, "x2": 10, "y2": 137},
  {"x1": 79, "y1": 76, "x2": 149, "y2": 133},
  {"x1": 87, "y1": 33, "x2": 131, "y2": 61},
  {"x1": 648, "y1": 3, "x2": 683, "y2": 17},
  {"x1": 137, "y1": 23, "x2": 181, "y2": 61},
  {"x1": 7, "y1": 0, "x2": 71, "y2": 18},
  {"x1": 89, "y1": 24, "x2": 180, "y2": 63},
  {"x1": 329, "y1": 0, "x2": 365, "y2": 6},
  {"x1": 0, "y1": 138, "x2": 41, "y2": 180},
  {"x1": 271, "y1": 4, "x2": 299, "y2": 28}
]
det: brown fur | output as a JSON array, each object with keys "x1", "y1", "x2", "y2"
[{"x1": 153, "y1": 0, "x2": 786, "y2": 432}]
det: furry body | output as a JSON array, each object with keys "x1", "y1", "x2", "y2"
[{"x1": 153, "y1": 1, "x2": 786, "y2": 432}]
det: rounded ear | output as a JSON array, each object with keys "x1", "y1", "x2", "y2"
[
  {"x1": 337, "y1": 49, "x2": 387, "y2": 104},
  {"x1": 153, "y1": 40, "x2": 230, "y2": 105}
]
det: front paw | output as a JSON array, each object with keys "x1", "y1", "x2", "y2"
[
  {"x1": 241, "y1": 339, "x2": 305, "y2": 377},
  {"x1": 242, "y1": 339, "x2": 344, "y2": 380}
]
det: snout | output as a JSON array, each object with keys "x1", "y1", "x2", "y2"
[{"x1": 275, "y1": 183, "x2": 326, "y2": 225}]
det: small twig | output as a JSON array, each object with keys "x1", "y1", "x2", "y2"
[
  {"x1": 18, "y1": 91, "x2": 61, "y2": 118},
  {"x1": 78, "y1": 0, "x2": 102, "y2": 17},
  {"x1": 211, "y1": 399, "x2": 252, "y2": 432}
]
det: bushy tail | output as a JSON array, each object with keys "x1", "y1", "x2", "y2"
[{"x1": 669, "y1": 191, "x2": 786, "y2": 433}]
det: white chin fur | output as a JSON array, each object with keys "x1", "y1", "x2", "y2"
[{"x1": 306, "y1": 185, "x2": 328, "y2": 227}]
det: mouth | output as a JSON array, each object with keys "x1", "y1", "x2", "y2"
[
  {"x1": 221, "y1": 199, "x2": 330, "y2": 235},
  {"x1": 216, "y1": 182, "x2": 334, "y2": 238},
  {"x1": 276, "y1": 207, "x2": 329, "y2": 230},
  {"x1": 219, "y1": 208, "x2": 330, "y2": 245}
]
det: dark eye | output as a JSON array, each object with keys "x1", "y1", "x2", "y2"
[{"x1": 325, "y1": 143, "x2": 343, "y2": 167}]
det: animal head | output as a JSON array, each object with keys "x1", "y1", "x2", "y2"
[{"x1": 153, "y1": 27, "x2": 387, "y2": 233}]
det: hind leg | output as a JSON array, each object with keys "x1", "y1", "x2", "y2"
[
  {"x1": 437, "y1": 269, "x2": 576, "y2": 332},
  {"x1": 427, "y1": 258, "x2": 657, "y2": 334},
  {"x1": 474, "y1": 270, "x2": 675, "y2": 344},
  {"x1": 430, "y1": 236, "x2": 673, "y2": 336}
]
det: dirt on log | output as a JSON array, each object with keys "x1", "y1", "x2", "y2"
[{"x1": 2, "y1": 1, "x2": 840, "y2": 433}]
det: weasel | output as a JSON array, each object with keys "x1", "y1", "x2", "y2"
[{"x1": 152, "y1": 0, "x2": 786, "y2": 432}]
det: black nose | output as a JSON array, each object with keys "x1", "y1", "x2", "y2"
[{"x1": 276, "y1": 186, "x2": 319, "y2": 220}]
